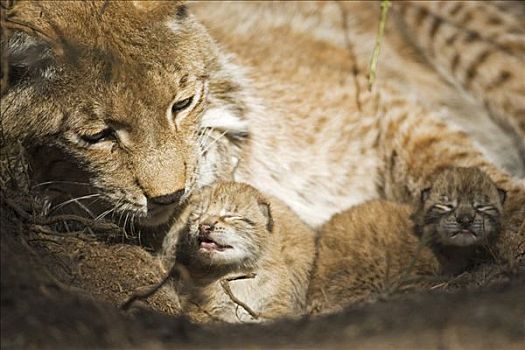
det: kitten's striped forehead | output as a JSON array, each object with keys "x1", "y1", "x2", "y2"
[
  {"x1": 431, "y1": 167, "x2": 500, "y2": 203},
  {"x1": 198, "y1": 182, "x2": 261, "y2": 215}
]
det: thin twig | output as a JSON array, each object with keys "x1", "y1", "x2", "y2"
[
  {"x1": 220, "y1": 272, "x2": 259, "y2": 320},
  {"x1": 368, "y1": 0, "x2": 390, "y2": 91}
]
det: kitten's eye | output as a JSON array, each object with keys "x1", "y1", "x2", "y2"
[
  {"x1": 222, "y1": 215, "x2": 255, "y2": 225},
  {"x1": 241, "y1": 217, "x2": 256, "y2": 225},
  {"x1": 80, "y1": 128, "x2": 114, "y2": 144},
  {"x1": 171, "y1": 96, "x2": 194, "y2": 113},
  {"x1": 433, "y1": 204, "x2": 454, "y2": 212},
  {"x1": 475, "y1": 204, "x2": 496, "y2": 213},
  {"x1": 222, "y1": 215, "x2": 242, "y2": 220}
]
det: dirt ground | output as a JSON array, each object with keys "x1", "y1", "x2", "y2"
[
  {"x1": 1, "y1": 1, "x2": 525, "y2": 347},
  {"x1": 1, "y1": 181, "x2": 525, "y2": 349}
]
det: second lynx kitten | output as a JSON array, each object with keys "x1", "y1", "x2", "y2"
[{"x1": 308, "y1": 167, "x2": 505, "y2": 315}]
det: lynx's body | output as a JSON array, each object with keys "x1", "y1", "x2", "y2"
[
  {"x1": 189, "y1": 1, "x2": 525, "y2": 227},
  {"x1": 308, "y1": 168, "x2": 506, "y2": 315},
  {"x1": 161, "y1": 182, "x2": 316, "y2": 323},
  {"x1": 1, "y1": 1, "x2": 524, "y2": 249},
  {"x1": 307, "y1": 200, "x2": 439, "y2": 315}
]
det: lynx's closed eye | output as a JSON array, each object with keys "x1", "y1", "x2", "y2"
[
  {"x1": 80, "y1": 128, "x2": 115, "y2": 144},
  {"x1": 222, "y1": 215, "x2": 240, "y2": 219},
  {"x1": 222, "y1": 215, "x2": 255, "y2": 225},
  {"x1": 222, "y1": 215, "x2": 245, "y2": 221},
  {"x1": 475, "y1": 204, "x2": 496, "y2": 213},
  {"x1": 433, "y1": 203, "x2": 454, "y2": 212},
  {"x1": 171, "y1": 96, "x2": 194, "y2": 113}
]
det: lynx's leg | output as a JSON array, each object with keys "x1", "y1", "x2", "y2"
[
  {"x1": 394, "y1": 1, "x2": 525, "y2": 160},
  {"x1": 377, "y1": 93, "x2": 525, "y2": 264}
]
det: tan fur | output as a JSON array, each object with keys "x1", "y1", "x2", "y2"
[
  {"x1": 1, "y1": 1, "x2": 237, "y2": 226},
  {"x1": 307, "y1": 200, "x2": 439, "y2": 316},
  {"x1": 1, "y1": 1, "x2": 524, "y2": 245},
  {"x1": 395, "y1": 1, "x2": 525, "y2": 161},
  {"x1": 160, "y1": 182, "x2": 316, "y2": 323},
  {"x1": 308, "y1": 167, "x2": 508, "y2": 315},
  {"x1": 412, "y1": 167, "x2": 506, "y2": 274}
]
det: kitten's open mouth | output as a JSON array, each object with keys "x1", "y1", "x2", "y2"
[{"x1": 198, "y1": 237, "x2": 233, "y2": 252}]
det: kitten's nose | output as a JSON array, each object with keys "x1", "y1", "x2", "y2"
[
  {"x1": 457, "y1": 213, "x2": 474, "y2": 226},
  {"x1": 148, "y1": 189, "x2": 185, "y2": 206},
  {"x1": 199, "y1": 223, "x2": 214, "y2": 235}
]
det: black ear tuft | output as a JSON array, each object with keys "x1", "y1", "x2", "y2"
[
  {"x1": 258, "y1": 201, "x2": 274, "y2": 233},
  {"x1": 3, "y1": 32, "x2": 55, "y2": 90},
  {"x1": 176, "y1": 4, "x2": 188, "y2": 20},
  {"x1": 497, "y1": 188, "x2": 507, "y2": 204},
  {"x1": 420, "y1": 187, "x2": 431, "y2": 203}
]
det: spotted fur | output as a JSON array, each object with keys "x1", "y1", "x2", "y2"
[
  {"x1": 395, "y1": 1, "x2": 525, "y2": 162},
  {"x1": 1, "y1": 2, "x2": 524, "y2": 243}
]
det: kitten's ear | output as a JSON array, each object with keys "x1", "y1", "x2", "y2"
[
  {"x1": 420, "y1": 187, "x2": 431, "y2": 203},
  {"x1": 497, "y1": 188, "x2": 507, "y2": 204},
  {"x1": 258, "y1": 201, "x2": 274, "y2": 233}
]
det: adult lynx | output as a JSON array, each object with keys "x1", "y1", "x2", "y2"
[{"x1": 1, "y1": 1, "x2": 523, "y2": 253}]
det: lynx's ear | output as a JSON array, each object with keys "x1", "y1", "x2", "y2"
[
  {"x1": 258, "y1": 200, "x2": 274, "y2": 233},
  {"x1": 420, "y1": 187, "x2": 431, "y2": 203},
  {"x1": 497, "y1": 188, "x2": 507, "y2": 204},
  {"x1": 2, "y1": 32, "x2": 56, "y2": 90}
]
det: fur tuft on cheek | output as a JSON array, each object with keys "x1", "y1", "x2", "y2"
[{"x1": 200, "y1": 106, "x2": 249, "y2": 136}]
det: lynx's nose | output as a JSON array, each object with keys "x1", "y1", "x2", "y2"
[
  {"x1": 148, "y1": 189, "x2": 185, "y2": 206},
  {"x1": 199, "y1": 223, "x2": 215, "y2": 235},
  {"x1": 456, "y1": 213, "x2": 474, "y2": 227}
]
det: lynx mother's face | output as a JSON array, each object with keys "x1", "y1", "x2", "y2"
[{"x1": 1, "y1": 1, "x2": 225, "y2": 226}]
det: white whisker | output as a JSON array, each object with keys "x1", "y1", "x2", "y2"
[
  {"x1": 32, "y1": 180, "x2": 93, "y2": 188},
  {"x1": 123, "y1": 212, "x2": 130, "y2": 238},
  {"x1": 96, "y1": 207, "x2": 116, "y2": 221},
  {"x1": 200, "y1": 130, "x2": 228, "y2": 156},
  {"x1": 50, "y1": 194, "x2": 101, "y2": 213}
]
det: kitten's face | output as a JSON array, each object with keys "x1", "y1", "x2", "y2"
[
  {"x1": 182, "y1": 183, "x2": 273, "y2": 269},
  {"x1": 418, "y1": 168, "x2": 505, "y2": 247}
]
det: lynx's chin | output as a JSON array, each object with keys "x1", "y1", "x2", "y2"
[
  {"x1": 448, "y1": 230, "x2": 480, "y2": 247},
  {"x1": 136, "y1": 205, "x2": 178, "y2": 227}
]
